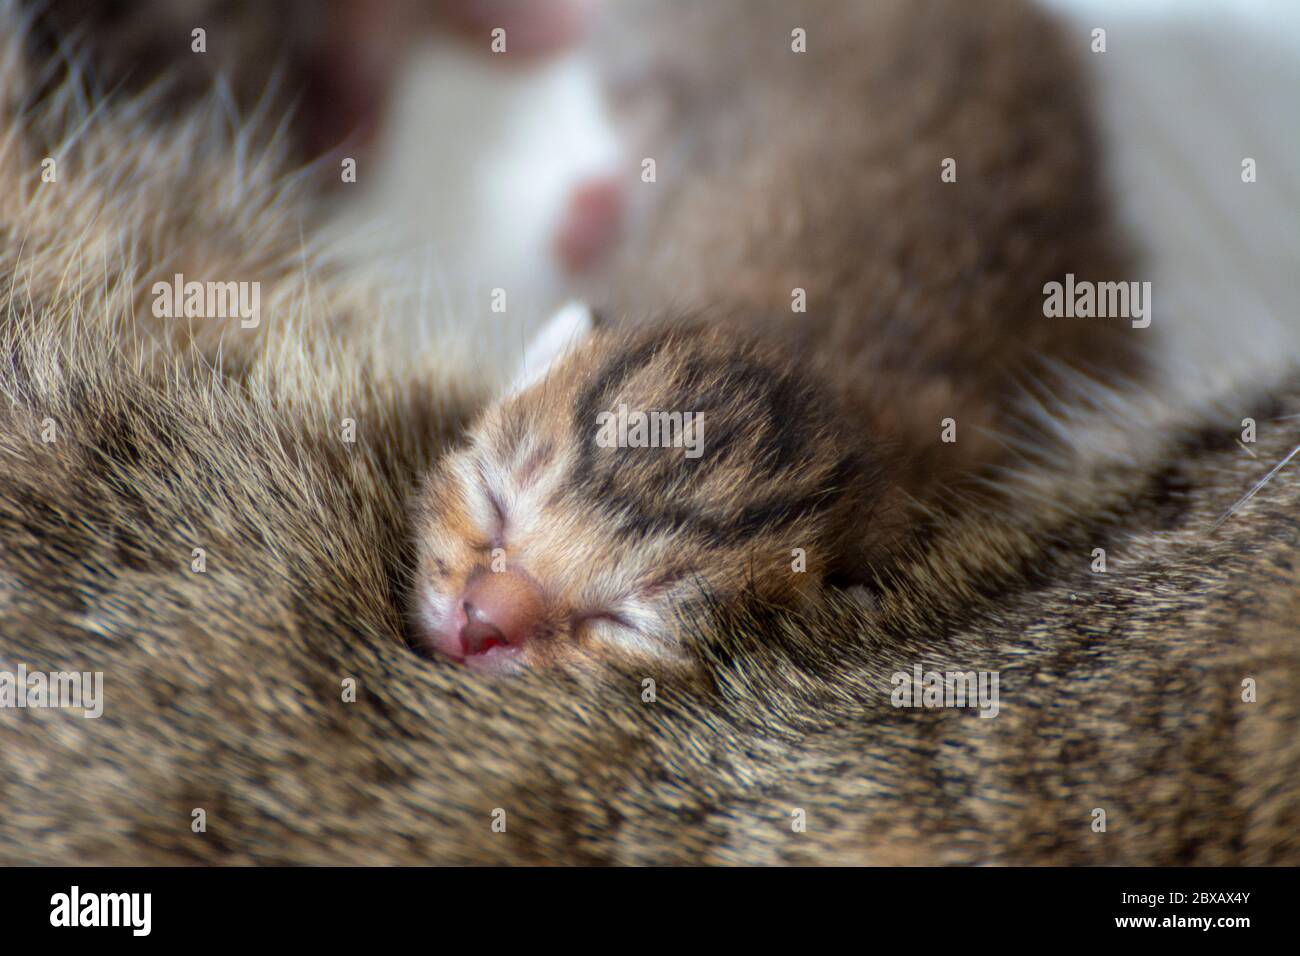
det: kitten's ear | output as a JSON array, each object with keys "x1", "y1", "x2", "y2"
[{"x1": 507, "y1": 301, "x2": 596, "y2": 395}]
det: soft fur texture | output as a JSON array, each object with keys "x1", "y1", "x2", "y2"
[
  {"x1": 408, "y1": 0, "x2": 1148, "y2": 674},
  {"x1": 0, "y1": 0, "x2": 1297, "y2": 864}
]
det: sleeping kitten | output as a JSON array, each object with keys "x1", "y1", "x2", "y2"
[
  {"x1": 412, "y1": 0, "x2": 1146, "y2": 672},
  {"x1": 412, "y1": 304, "x2": 911, "y2": 672}
]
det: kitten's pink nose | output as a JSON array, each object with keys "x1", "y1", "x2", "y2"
[{"x1": 459, "y1": 571, "x2": 545, "y2": 655}]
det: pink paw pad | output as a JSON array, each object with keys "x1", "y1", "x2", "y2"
[{"x1": 554, "y1": 176, "x2": 624, "y2": 274}]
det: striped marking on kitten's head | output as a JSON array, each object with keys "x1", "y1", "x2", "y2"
[{"x1": 411, "y1": 304, "x2": 892, "y2": 673}]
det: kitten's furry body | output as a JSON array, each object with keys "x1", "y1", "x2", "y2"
[
  {"x1": 412, "y1": 0, "x2": 1146, "y2": 667},
  {"x1": 0, "y1": 0, "x2": 1296, "y2": 863}
]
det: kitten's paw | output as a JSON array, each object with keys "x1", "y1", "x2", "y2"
[{"x1": 554, "y1": 176, "x2": 624, "y2": 274}]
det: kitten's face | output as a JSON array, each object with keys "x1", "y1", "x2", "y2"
[{"x1": 411, "y1": 308, "x2": 881, "y2": 673}]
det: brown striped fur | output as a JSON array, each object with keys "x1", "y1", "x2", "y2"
[{"x1": 0, "y1": 0, "x2": 1296, "y2": 864}]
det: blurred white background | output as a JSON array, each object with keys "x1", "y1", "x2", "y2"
[
  {"x1": 347, "y1": 0, "x2": 1300, "y2": 396},
  {"x1": 1045, "y1": 0, "x2": 1300, "y2": 400}
]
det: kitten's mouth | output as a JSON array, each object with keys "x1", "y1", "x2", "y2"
[
  {"x1": 462, "y1": 642, "x2": 524, "y2": 673},
  {"x1": 460, "y1": 602, "x2": 513, "y2": 654},
  {"x1": 456, "y1": 607, "x2": 527, "y2": 672},
  {"x1": 421, "y1": 607, "x2": 525, "y2": 673}
]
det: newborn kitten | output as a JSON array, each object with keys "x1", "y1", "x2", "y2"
[
  {"x1": 412, "y1": 0, "x2": 1144, "y2": 672},
  {"x1": 413, "y1": 304, "x2": 909, "y2": 672}
]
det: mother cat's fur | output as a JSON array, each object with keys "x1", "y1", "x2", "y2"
[{"x1": 0, "y1": 0, "x2": 1297, "y2": 863}]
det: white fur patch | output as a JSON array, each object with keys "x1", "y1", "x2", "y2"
[
  {"x1": 335, "y1": 38, "x2": 620, "y2": 380},
  {"x1": 508, "y1": 300, "x2": 594, "y2": 395}
]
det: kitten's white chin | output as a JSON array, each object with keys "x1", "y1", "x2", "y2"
[{"x1": 462, "y1": 645, "x2": 526, "y2": 675}]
